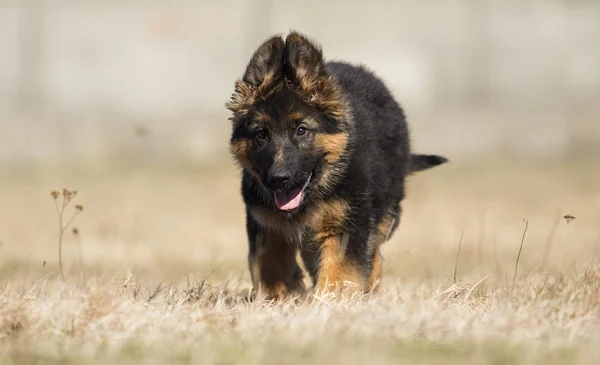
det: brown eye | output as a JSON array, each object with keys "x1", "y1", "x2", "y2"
[
  {"x1": 256, "y1": 130, "x2": 267, "y2": 140},
  {"x1": 296, "y1": 127, "x2": 307, "y2": 136}
]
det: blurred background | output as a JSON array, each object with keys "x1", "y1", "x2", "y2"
[
  {"x1": 1, "y1": 0, "x2": 599, "y2": 171},
  {"x1": 0, "y1": 1, "x2": 599, "y2": 283}
]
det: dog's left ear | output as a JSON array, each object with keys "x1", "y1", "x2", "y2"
[
  {"x1": 284, "y1": 32, "x2": 325, "y2": 92},
  {"x1": 283, "y1": 32, "x2": 348, "y2": 122}
]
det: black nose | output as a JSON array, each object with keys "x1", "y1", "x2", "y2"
[{"x1": 267, "y1": 168, "x2": 292, "y2": 188}]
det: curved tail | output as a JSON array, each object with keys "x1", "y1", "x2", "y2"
[{"x1": 409, "y1": 154, "x2": 448, "y2": 173}]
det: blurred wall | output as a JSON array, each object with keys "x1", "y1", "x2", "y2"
[{"x1": 1, "y1": 0, "x2": 599, "y2": 170}]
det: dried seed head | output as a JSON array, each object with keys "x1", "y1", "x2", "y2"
[
  {"x1": 563, "y1": 214, "x2": 575, "y2": 224},
  {"x1": 72, "y1": 227, "x2": 79, "y2": 235},
  {"x1": 75, "y1": 204, "x2": 83, "y2": 212},
  {"x1": 62, "y1": 188, "x2": 70, "y2": 198},
  {"x1": 51, "y1": 191, "x2": 59, "y2": 199}
]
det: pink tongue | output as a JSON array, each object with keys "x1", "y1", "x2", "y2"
[{"x1": 274, "y1": 188, "x2": 304, "y2": 210}]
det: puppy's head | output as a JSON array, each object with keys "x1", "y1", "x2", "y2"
[{"x1": 227, "y1": 32, "x2": 350, "y2": 212}]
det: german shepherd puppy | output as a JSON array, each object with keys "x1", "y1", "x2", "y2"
[{"x1": 226, "y1": 32, "x2": 447, "y2": 299}]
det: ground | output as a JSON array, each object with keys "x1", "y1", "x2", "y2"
[{"x1": 1, "y1": 157, "x2": 599, "y2": 364}]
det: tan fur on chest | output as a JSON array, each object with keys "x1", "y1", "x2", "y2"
[{"x1": 250, "y1": 199, "x2": 350, "y2": 246}]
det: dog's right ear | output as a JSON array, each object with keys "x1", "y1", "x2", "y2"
[
  {"x1": 243, "y1": 35, "x2": 285, "y2": 91},
  {"x1": 227, "y1": 36, "x2": 284, "y2": 117}
]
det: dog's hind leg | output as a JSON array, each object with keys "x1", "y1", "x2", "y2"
[
  {"x1": 299, "y1": 244, "x2": 319, "y2": 286},
  {"x1": 367, "y1": 243, "x2": 383, "y2": 292},
  {"x1": 366, "y1": 205, "x2": 401, "y2": 292}
]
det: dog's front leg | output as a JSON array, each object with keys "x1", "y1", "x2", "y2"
[
  {"x1": 314, "y1": 231, "x2": 366, "y2": 295},
  {"x1": 248, "y1": 230, "x2": 305, "y2": 300}
]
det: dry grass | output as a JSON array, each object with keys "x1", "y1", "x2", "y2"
[{"x1": 1, "y1": 158, "x2": 599, "y2": 364}]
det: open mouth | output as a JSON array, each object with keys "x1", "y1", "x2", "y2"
[{"x1": 273, "y1": 174, "x2": 312, "y2": 211}]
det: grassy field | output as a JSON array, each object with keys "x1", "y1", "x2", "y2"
[{"x1": 1, "y1": 158, "x2": 599, "y2": 364}]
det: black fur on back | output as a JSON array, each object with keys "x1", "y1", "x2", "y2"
[{"x1": 324, "y1": 61, "x2": 410, "y2": 238}]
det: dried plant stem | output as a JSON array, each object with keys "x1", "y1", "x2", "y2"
[
  {"x1": 58, "y1": 212, "x2": 80, "y2": 281},
  {"x1": 477, "y1": 210, "x2": 487, "y2": 269},
  {"x1": 54, "y1": 198, "x2": 65, "y2": 282},
  {"x1": 74, "y1": 230, "x2": 86, "y2": 287},
  {"x1": 453, "y1": 230, "x2": 464, "y2": 284},
  {"x1": 493, "y1": 234, "x2": 502, "y2": 281},
  {"x1": 512, "y1": 219, "x2": 529, "y2": 290},
  {"x1": 52, "y1": 189, "x2": 83, "y2": 283}
]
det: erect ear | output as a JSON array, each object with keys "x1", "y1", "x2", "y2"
[
  {"x1": 282, "y1": 32, "x2": 347, "y2": 122},
  {"x1": 227, "y1": 36, "x2": 284, "y2": 116},
  {"x1": 243, "y1": 35, "x2": 285, "y2": 91},
  {"x1": 283, "y1": 32, "x2": 325, "y2": 92}
]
